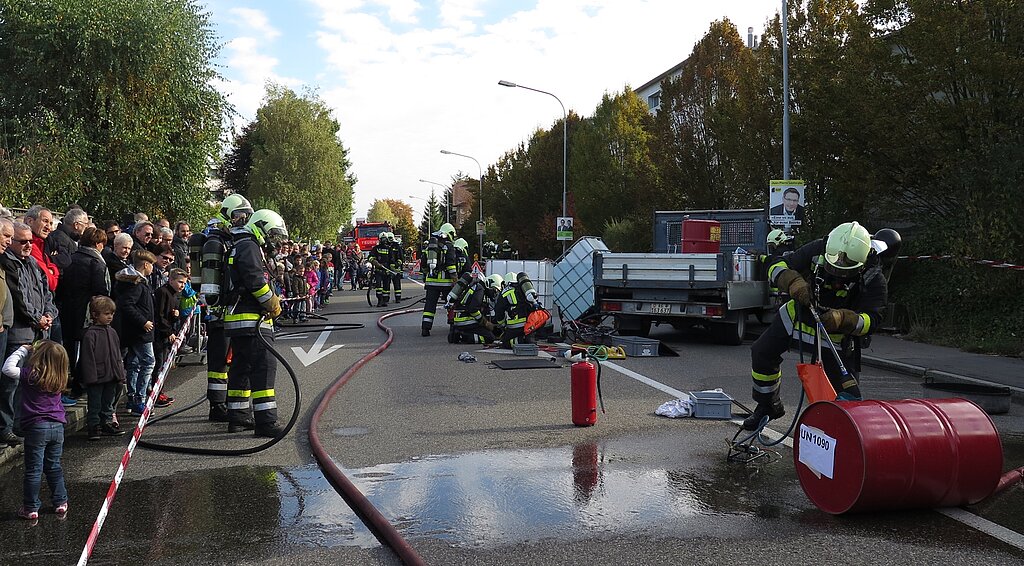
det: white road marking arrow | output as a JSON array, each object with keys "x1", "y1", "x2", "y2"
[{"x1": 290, "y1": 326, "x2": 344, "y2": 367}]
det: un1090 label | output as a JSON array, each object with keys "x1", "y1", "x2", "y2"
[{"x1": 798, "y1": 424, "x2": 837, "y2": 479}]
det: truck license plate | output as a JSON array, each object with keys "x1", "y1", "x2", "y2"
[{"x1": 649, "y1": 303, "x2": 672, "y2": 314}]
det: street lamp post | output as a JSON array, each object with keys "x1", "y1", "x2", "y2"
[
  {"x1": 498, "y1": 79, "x2": 568, "y2": 254},
  {"x1": 408, "y1": 193, "x2": 435, "y2": 235},
  {"x1": 782, "y1": 0, "x2": 791, "y2": 179},
  {"x1": 440, "y1": 149, "x2": 483, "y2": 260},
  {"x1": 418, "y1": 179, "x2": 451, "y2": 224}
]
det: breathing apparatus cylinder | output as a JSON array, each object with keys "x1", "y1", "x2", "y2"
[
  {"x1": 201, "y1": 232, "x2": 229, "y2": 305},
  {"x1": 426, "y1": 236, "x2": 440, "y2": 274},
  {"x1": 571, "y1": 360, "x2": 598, "y2": 426},
  {"x1": 447, "y1": 273, "x2": 474, "y2": 304},
  {"x1": 187, "y1": 231, "x2": 207, "y2": 288},
  {"x1": 518, "y1": 272, "x2": 538, "y2": 304}
]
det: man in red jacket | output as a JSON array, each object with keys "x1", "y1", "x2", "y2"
[{"x1": 24, "y1": 206, "x2": 62, "y2": 347}]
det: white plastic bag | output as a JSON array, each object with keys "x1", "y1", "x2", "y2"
[{"x1": 656, "y1": 395, "x2": 694, "y2": 418}]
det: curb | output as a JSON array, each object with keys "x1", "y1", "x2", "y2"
[{"x1": 862, "y1": 355, "x2": 1024, "y2": 400}]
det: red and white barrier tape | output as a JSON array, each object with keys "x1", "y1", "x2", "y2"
[
  {"x1": 77, "y1": 310, "x2": 195, "y2": 566},
  {"x1": 895, "y1": 255, "x2": 1024, "y2": 271}
]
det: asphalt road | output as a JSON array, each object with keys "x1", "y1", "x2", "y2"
[{"x1": 1, "y1": 279, "x2": 1023, "y2": 565}]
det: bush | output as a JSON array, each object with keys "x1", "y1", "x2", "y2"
[{"x1": 888, "y1": 260, "x2": 1024, "y2": 357}]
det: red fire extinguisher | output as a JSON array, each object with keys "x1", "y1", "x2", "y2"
[{"x1": 571, "y1": 357, "x2": 605, "y2": 426}]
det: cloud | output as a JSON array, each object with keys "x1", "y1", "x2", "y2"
[
  {"x1": 216, "y1": 0, "x2": 781, "y2": 219},
  {"x1": 229, "y1": 7, "x2": 281, "y2": 39}
]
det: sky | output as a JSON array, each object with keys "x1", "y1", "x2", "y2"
[{"x1": 205, "y1": 0, "x2": 783, "y2": 223}]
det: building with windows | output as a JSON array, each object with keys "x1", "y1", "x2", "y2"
[{"x1": 635, "y1": 27, "x2": 760, "y2": 115}]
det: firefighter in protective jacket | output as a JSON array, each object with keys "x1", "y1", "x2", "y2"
[
  {"x1": 194, "y1": 194, "x2": 253, "y2": 422},
  {"x1": 450, "y1": 274, "x2": 502, "y2": 344},
  {"x1": 368, "y1": 232, "x2": 394, "y2": 307},
  {"x1": 743, "y1": 221, "x2": 895, "y2": 430},
  {"x1": 421, "y1": 223, "x2": 458, "y2": 336},
  {"x1": 385, "y1": 232, "x2": 405, "y2": 303},
  {"x1": 495, "y1": 271, "x2": 539, "y2": 348},
  {"x1": 223, "y1": 209, "x2": 287, "y2": 437}
]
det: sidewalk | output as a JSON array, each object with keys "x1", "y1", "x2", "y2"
[{"x1": 863, "y1": 334, "x2": 1024, "y2": 393}]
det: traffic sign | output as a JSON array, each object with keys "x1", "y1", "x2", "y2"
[{"x1": 470, "y1": 261, "x2": 484, "y2": 278}]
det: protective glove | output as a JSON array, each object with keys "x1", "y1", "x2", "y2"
[
  {"x1": 775, "y1": 269, "x2": 811, "y2": 307},
  {"x1": 483, "y1": 319, "x2": 496, "y2": 332},
  {"x1": 264, "y1": 294, "x2": 283, "y2": 319},
  {"x1": 821, "y1": 308, "x2": 860, "y2": 334}
]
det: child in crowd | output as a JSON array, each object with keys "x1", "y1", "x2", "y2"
[
  {"x1": 288, "y1": 263, "x2": 310, "y2": 322},
  {"x1": 319, "y1": 252, "x2": 333, "y2": 306},
  {"x1": 151, "y1": 268, "x2": 186, "y2": 407},
  {"x1": 273, "y1": 264, "x2": 287, "y2": 298},
  {"x1": 77, "y1": 297, "x2": 127, "y2": 441},
  {"x1": 3, "y1": 340, "x2": 70, "y2": 520},
  {"x1": 305, "y1": 259, "x2": 320, "y2": 312}
]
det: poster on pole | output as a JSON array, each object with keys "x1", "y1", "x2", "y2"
[
  {"x1": 476, "y1": 221, "x2": 486, "y2": 236},
  {"x1": 769, "y1": 180, "x2": 806, "y2": 227},
  {"x1": 556, "y1": 217, "x2": 574, "y2": 241}
]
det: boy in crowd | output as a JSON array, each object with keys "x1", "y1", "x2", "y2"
[{"x1": 78, "y1": 296, "x2": 127, "y2": 440}]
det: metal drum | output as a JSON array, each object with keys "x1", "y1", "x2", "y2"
[
  {"x1": 731, "y1": 253, "x2": 757, "y2": 281},
  {"x1": 794, "y1": 398, "x2": 1003, "y2": 514}
]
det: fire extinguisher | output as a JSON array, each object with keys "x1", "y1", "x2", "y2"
[{"x1": 571, "y1": 355, "x2": 605, "y2": 426}]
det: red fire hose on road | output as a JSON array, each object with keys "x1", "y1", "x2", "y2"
[{"x1": 308, "y1": 308, "x2": 426, "y2": 566}]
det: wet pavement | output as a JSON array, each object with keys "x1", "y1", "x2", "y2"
[{"x1": 2, "y1": 283, "x2": 1024, "y2": 564}]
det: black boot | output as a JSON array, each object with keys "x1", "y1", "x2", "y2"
[
  {"x1": 421, "y1": 328, "x2": 430, "y2": 337},
  {"x1": 742, "y1": 399, "x2": 785, "y2": 430},
  {"x1": 87, "y1": 425, "x2": 102, "y2": 441},
  {"x1": 209, "y1": 403, "x2": 230, "y2": 422},
  {"x1": 254, "y1": 422, "x2": 285, "y2": 438},
  {"x1": 228, "y1": 417, "x2": 255, "y2": 433}
]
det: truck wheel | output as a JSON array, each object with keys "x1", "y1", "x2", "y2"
[{"x1": 711, "y1": 312, "x2": 747, "y2": 346}]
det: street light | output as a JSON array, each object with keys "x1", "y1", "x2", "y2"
[
  {"x1": 408, "y1": 193, "x2": 434, "y2": 234},
  {"x1": 440, "y1": 149, "x2": 483, "y2": 260},
  {"x1": 498, "y1": 79, "x2": 568, "y2": 254},
  {"x1": 418, "y1": 179, "x2": 451, "y2": 224}
]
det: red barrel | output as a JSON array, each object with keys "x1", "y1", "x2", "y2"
[
  {"x1": 794, "y1": 398, "x2": 1003, "y2": 514},
  {"x1": 681, "y1": 219, "x2": 721, "y2": 253}
]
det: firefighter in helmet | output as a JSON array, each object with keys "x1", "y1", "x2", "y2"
[
  {"x1": 452, "y1": 238, "x2": 470, "y2": 277},
  {"x1": 421, "y1": 223, "x2": 458, "y2": 336},
  {"x1": 450, "y1": 273, "x2": 503, "y2": 344},
  {"x1": 497, "y1": 239, "x2": 513, "y2": 259},
  {"x1": 744, "y1": 222, "x2": 898, "y2": 430},
  {"x1": 191, "y1": 194, "x2": 254, "y2": 422},
  {"x1": 385, "y1": 231, "x2": 405, "y2": 303},
  {"x1": 495, "y1": 271, "x2": 540, "y2": 349},
  {"x1": 368, "y1": 231, "x2": 394, "y2": 307},
  {"x1": 223, "y1": 209, "x2": 288, "y2": 437}
]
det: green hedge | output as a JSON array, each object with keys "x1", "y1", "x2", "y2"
[{"x1": 888, "y1": 260, "x2": 1024, "y2": 357}]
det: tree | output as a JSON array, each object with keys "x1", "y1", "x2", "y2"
[
  {"x1": 367, "y1": 200, "x2": 398, "y2": 225},
  {"x1": 571, "y1": 89, "x2": 658, "y2": 249},
  {"x1": 377, "y1": 198, "x2": 416, "y2": 246},
  {"x1": 218, "y1": 122, "x2": 256, "y2": 198},
  {"x1": 417, "y1": 192, "x2": 445, "y2": 243},
  {"x1": 0, "y1": 0, "x2": 228, "y2": 223},
  {"x1": 246, "y1": 84, "x2": 355, "y2": 241}
]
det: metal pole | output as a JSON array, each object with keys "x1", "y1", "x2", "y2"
[
  {"x1": 498, "y1": 80, "x2": 568, "y2": 254},
  {"x1": 440, "y1": 150, "x2": 484, "y2": 260},
  {"x1": 782, "y1": 0, "x2": 790, "y2": 179}
]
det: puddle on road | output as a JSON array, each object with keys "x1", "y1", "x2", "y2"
[
  {"x1": 0, "y1": 435, "x2": 790, "y2": 562},
  {"x1": 3, "y1": 431, "x2": 1020, "y2": 562}
]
